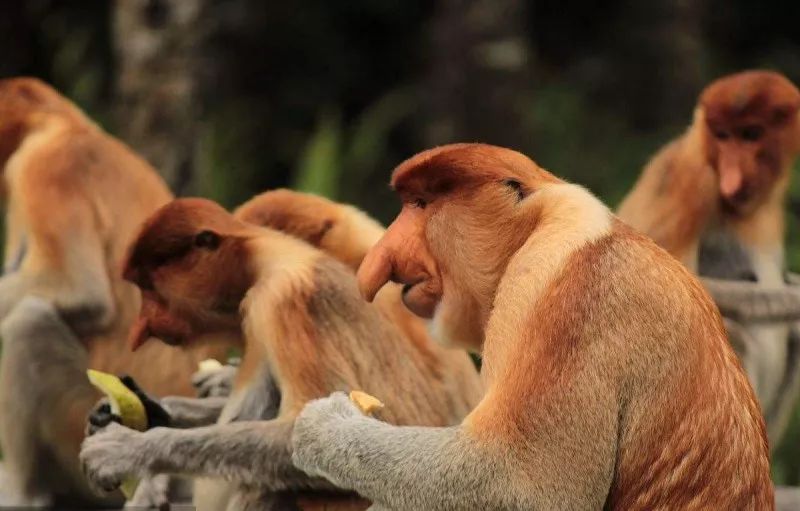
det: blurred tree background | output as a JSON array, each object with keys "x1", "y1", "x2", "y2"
[{"x1": 1, "y1": 0, "x2": 800, "y2": 483}]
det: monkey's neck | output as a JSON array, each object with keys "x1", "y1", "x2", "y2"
[
  {"x1": 721, "y1": 177, "x2": 788, "y2": 284},
  {"x1": 481, "y1": 184, "x2": 613, "y2": 381}
]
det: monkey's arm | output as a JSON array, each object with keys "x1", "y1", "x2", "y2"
[
  {"x1": 701, "y1": 277, "x2": 800, "y2": 322},
  {"x1": 0, "y1": 190, "x2": 114, "y2": 336},
  {"x1": 81, "y1": 419, "x2": 336, "y2": 494},
  {"x1": 159, "y1": 396, "x2": 228, "y2": 428},
  {"x1": 292, "y1": 393, "x2": 616, "y2": 510},
  {"x1": 0, "y1": 297, "x2": 121, "y2": 506}
]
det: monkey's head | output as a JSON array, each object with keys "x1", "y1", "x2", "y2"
[
  {"x1": 234, "y1": 189, "x2": 385, "y2": 270},
  {"x1": 699, "y1": 70, "x2": 800, "y2": 215},
  {"x1": 357, "y1": 144, "x2": 561, "y2": 351},
  {"x1": 123, "y1": 198, "x2": 256, "y2": 350},
  {"x1": 0, "y1": 78, "x2": 88, "y2": 174}
]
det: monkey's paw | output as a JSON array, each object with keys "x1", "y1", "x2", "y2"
[
  {"x1": 291, "y1": 392, "x2": 364, "y2": 484},
  {"x1": 191, "y1": 363, "x2": 238, "y2": 398},
  {"x1": 80, "y1": 422, "x2": 146, "y2": 494}
]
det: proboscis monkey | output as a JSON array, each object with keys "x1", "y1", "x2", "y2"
[
  {"x1": 286, "y1": 143, "x2": 772, "y2": 510},
  {"x1": 234, "y1": 188, "x2": 482, "y2": 392},
  {"x1": 80, "y1": 198, "x2": 484, "y2": 511},
  {"x1": 0, "y1": 77, "x2": 231, "y2": 507},
  {"x1": 618, "y1": 70, "x2": 800, "y2": 444}
]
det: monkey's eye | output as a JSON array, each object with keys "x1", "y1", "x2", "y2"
[
  {"x1": 411, "y1": 198, "x2": 427, "y2": 209},
  {"x1": 739, "y1": 125, "x2": 763, "y2": 142},
  {"x1": 503, "y1": 179, "x2": 527, "y2": 201},
  {"x1": 194, "y1": 230, "x2": 220, "y2": 250},
  {"x1": 713, "y1": 130, "x2": 730, "y2": 140}
]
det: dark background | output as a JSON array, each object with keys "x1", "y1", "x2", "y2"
[{"x1": 1, "y1": 0, "x2": 799, "y2": 482}]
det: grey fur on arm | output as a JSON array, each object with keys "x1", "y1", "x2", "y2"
[
  {"x1": 159, "y1": 396, "x2": 228, "y2": 428},
  {"x1": 291, "y1": 398, "x2": 493, "y2": 510},
  {"x1": 81, "y1": 419, "x2": 336, "y2": 494},
  {"x1": 291, "y1": 392, "x2": 617, "y2": 510}
]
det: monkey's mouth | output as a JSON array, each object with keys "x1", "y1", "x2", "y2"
[
  {"x1": 401, "y1": 281, "x2": 441, "y2": 319},
  {"x1": 129, "y1": 298, "x2": 192, "y2": 351},
  {"x1": 721, "y1": 185, "x2": 760, "y2": 216}
]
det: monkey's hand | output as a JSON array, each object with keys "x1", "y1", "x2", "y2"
[
  {"x1": 80, "y1": 422, "x2": 148, "y2": 494},
  {"x1": 291, "y1": 392, "x2": 367, "y2": 486},
  {"x1": 86, "y1": 376, "x2": 172, "y2": 436},
  {"x1": 191, "y1": 363, "x2": 238, "y2": 398}
]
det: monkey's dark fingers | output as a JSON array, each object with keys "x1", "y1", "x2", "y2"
[
  {"x1": 87, "y1": 410, "x2": 122, "y2": 436},
  {"x1": 119, "y1": 374, "x2": 172, "y2": 428},
  {"x1": 119, "y1": 374, "x2": 146, "y2": 395}
]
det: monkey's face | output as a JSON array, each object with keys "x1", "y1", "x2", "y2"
[
  {"x1": 124, "y1": 198, "x2": 255, "y2": 350},
  {"x1": 358, "y1": 144, "x2": 558, "y2": 351},
  {"x1": 700, "y1": 71, "x2": 800, "y2": 216}
]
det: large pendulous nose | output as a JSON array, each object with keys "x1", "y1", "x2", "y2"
[{"x1": 357, "y1": 245, "x2": 393, "y2": 302}]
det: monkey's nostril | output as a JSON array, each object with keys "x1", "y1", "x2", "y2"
[{"x1": 402, "y1": 283, "x2": 413, "y2": 296}]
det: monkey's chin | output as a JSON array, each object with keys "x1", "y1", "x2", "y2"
[{"x1": 401, "y1": 283, "x2": 440, "y2": 318}]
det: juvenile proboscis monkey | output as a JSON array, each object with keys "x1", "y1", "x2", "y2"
[
  {"x1": 193, "y1": 188, "x2": 485, "y2": 401},
  {"x1": 234, "y1": 188, "x2": 482, "y2": 392},
  {"x1": 137, "y1": 190, "x2": 483, "y2": 509},
  {"x1": 285, "y1": 144, "x2": 772, "y2": 510},
  {"x1": 80, "y1": 198, "x2": 484, "y2": 511},
  {"x1": 618, "y1": 70, "x2": 800, "y2": 443},
  {"x1": 0, "y1": 78, "x2": 231, "y2": 507}
]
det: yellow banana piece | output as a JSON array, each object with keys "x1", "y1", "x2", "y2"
[
  {"x1": 86, "y1": 370, "x2": 148, "y2": 499},
  {"x1": 349, "y1": 390, "x2": 384, "y2": 416}
]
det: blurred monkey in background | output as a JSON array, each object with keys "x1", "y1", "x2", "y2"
[
  {"x1": 0, "y1": 78, "x2": 231, "y2": 507},
  {"x1": 619, "y1": 70, "x2": 800, "y2": 444}
]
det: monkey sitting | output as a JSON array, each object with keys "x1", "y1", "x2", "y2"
[
  {"x1": 80, "y1": 198, "x2": 482, "y2": 511},
  {"x1": 184, "y1": 188, "x2": 485, "y2": 404},
  {"x1": 288, "y1": 143, "x2": 772, "y2": 510},
  {"x1": 0, "y1": 77, "x2": 232, "y2": 508}
]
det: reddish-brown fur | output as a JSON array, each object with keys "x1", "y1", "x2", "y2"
[
  {"x1": 617, "y1": 71, "x2": 800, "y2": 447},
  {"x1": 618, "y1": 70, "x2": 800, "y2": 269},
  {"x1": 233, "y1": 189, "x2": 482, "y2": 410},
  {"x1": 122, "y1": 197, "x2": 484, "y2": 509},
  {"x1": 356, "y1": 144, "x2": 772, "y2": 509}
]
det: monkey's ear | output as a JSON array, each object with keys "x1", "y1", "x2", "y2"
[{"x1": 503, "y1": 179, "x2": 528, "y2": 202}]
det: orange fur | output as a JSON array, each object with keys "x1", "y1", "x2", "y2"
[
  {"x1": 123, "y1": 197, "x2": 484, "y2": 509},
  {"x1": 234, "y1": 189, "x2": 482, "y2": 413},
  {"x1": 357, "y1": 143, "x2": 772, "y2": 509},
  {"x1": 618, "y1": 70, "x2": 800, "y2": 270},
  {"x1": 0, "y1": 78, "x2": 233, "y2": 503}
]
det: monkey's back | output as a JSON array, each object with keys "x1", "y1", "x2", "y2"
[
  {"x1": 599, "y1": 223, "x2": 773, "y2": 510},
  {"x1": 258, "y1": 255, "x2": 476, "y2": 427},
  {"x1": 13, "y1": 122, "x2": 233, "y2": 396}
]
